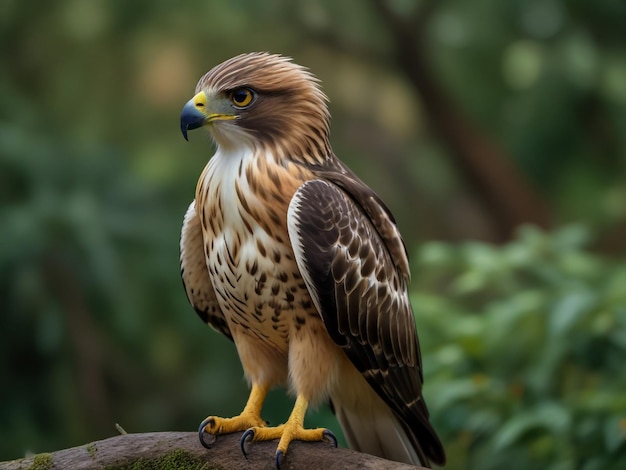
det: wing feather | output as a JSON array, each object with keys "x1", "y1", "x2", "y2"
[
  {"x1": 287, "y1": 180, "x2": 445, "y2": 466},
  {"x1": 309, "y1": 160, "x2": 411, "y2": 280},
  {"x1": 180, "y1": 200, "x2": 232, "y2": 341}
]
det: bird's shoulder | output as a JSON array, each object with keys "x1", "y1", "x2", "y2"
[{"x1": 304, "y1": 158, "x2": 410, "y2": 280}]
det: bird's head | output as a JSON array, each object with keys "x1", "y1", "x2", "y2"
[{"x1": 181, "y1": 52, "x2": 331, "y2": 160}]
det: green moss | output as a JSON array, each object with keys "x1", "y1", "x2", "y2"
[
  {"x1": 104, "y1": 449, "x2": 217, "y2": 470},
  {"x1": 29, "y1": 453, "x2": 53, "y2": 470},
  {"x1": 85, "y1": 443, "x2": 97, "y2": 460}
]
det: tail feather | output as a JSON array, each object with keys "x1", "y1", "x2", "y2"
[
  {"x1": 334, "y1": 400, "x2": 425, "y2": 465},
  {"x1": 329, "y1": 358, "x2": 445, "y2": 467}
]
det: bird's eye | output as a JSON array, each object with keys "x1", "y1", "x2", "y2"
[{"x1": 230, "y1": 88, "x2": 255, "y2": 108}]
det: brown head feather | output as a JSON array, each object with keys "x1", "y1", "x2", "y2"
[{"x1": 196, "y1": 52, "x2": 331, "y2": 164}]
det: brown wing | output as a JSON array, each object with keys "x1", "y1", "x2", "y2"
[
  {"x1": 287, "y1": 180, "x2": 445, "y2": 466},
  {"x1": 308, "y1": 158, "x2": 411, "y2": 281},
  {"x1": 180, "y1": 200, "x2": 232, "y2": 341}
]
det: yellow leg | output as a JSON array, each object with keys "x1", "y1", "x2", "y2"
[
  {"x1": 241, "y1": 395, "x2": 337, "y2": 468},
  {"x1": 198, "y1": 383, "x2": 268, "y2": 446}
]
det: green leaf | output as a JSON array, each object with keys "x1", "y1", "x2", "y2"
[{"x1": 492, "y1": 402, "x2": 571, "y2": 450}]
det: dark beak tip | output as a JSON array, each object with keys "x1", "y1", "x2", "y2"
[{"x1": 180, "y1": 100, "x2": 207, "y2": 141}]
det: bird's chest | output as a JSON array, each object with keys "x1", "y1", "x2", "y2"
[{"x1": 198, "y1": 152, "x2": 309, "y2": 348}]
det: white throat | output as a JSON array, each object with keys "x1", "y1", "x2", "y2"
[{"x1": 199, "y1": 144, "x2": 255, "y2": 225}]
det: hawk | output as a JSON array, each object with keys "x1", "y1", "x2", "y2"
[{"x1": 179, "y1": 52, "x2": 445, "y2": 468}]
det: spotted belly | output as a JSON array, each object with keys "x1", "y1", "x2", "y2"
[
  {"x1": 207, "y1": 226, "x2": 316, "y2": 354},
  {"x1": 196, "y1": 147, "x2": 336, "y2": 390}
]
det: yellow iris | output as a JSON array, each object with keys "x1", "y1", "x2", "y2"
[{"x1": 230, "y1": 88, "x2": 255, "y2": 108}]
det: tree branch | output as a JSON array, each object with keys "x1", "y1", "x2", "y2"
[{"x1": 1, "y1": 432, "x2": 425, "y2": 470}]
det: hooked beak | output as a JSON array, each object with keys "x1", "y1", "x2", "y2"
[{"x1": 180, "y1": 91, "x2": 209, "y2": 141}]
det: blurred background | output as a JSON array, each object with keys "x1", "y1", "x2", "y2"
[{"x1": 1, "y1": 0, "x2": 625, "y2": 468}]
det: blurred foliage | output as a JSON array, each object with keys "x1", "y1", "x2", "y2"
[
  {"x1": 1, "y1": 0, "x2": 625, "y2": 469},
  {"x1": 414, "y1": 225, "x2": 626, "y2": 469}
]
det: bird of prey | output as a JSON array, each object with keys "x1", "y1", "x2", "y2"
[{"x1": 179, "y1": 52, "x2": 445, "y2": 468}]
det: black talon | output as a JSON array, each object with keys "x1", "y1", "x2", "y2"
[
  {"x1": 275, "y1": 449, "x2": 284, "y2": 470},
  {"x1": 323, "y1": 429, "x2": 338, "y2": 448},
  {"x1": 198, "y1": 418, "x2": 216, "y2": 449},
  {"x1": 240, "y1": 428, "x2": 255, "y2": 457}
]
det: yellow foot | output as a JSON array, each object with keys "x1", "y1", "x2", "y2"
[
  {"x1": 198, "y1": 411, "x2": 267, "y2": 447},
  {"x1": 240, "y1": 395, "x2": 337, "y2": 469},
  {"x1": 198, "y1": 383, "x2": 268, "y2": 448}
]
